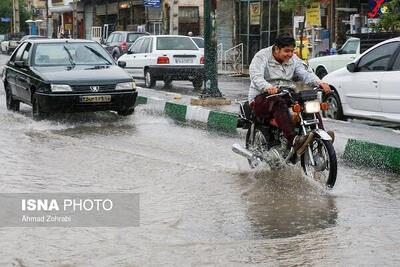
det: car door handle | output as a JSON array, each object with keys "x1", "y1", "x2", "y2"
[
  {"x1": 372, "y1": 80, "x2": 378, "y2": 83},
  {"x1": 17, "y1": 76, "x2": 28, "y2": 82}
]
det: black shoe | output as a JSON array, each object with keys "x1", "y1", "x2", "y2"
[{"x1": 327, "y1": 131, "x2": 335, "y2": 143}]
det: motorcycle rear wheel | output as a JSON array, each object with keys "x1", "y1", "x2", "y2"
[{"x1": 301, "y1": 138, "x2": 337, "y2": 188}]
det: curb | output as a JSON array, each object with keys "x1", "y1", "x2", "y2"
[
  {"x1": 136, "y1": 95, "x2": 238, "y2": 132},
  {"x1": 343, "y1": 139, "x2": 400, "y2": 174}
]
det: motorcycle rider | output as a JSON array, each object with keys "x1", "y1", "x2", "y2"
[{"x1": 249, "y1": 33, "x2": 332, "y2": 155}]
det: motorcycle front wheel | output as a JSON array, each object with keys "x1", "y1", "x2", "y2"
[
  {"x1": 301, "y1": 138, "x2": 337, "y2": 188},
  {"x1": 245, "y1": 127, "x2": 268, "y2": 168}
]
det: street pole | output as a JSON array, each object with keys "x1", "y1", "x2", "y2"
[
  {"x1": 12, "y1": 0, "x2": 20, "y2": 34},
  {"x1": 203, "y1": 0, "x2": 222, "y2": 98},
  {"x1": 73, "y1": 0, "x2": 78, "y2": 38},
  {"x1": 46, "y1": 0, "x2": 49, "y2": 37}
]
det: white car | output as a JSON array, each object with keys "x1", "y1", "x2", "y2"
[
  {"x1": 118, "y1": 35, "x2": 204, "y2": 89},
  {"x1": 322, "y1": 37, "x2": 400, "y2": 123},
  {"x1": 308, "y1": 38, "x2": 360, "y2": 78},
  {"x1": 191, "y1": 36, "x2": 204, "y2": 53}
]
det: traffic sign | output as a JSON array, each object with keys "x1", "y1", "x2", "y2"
[
  {"x1": 1, "y1": 17, "x2": 11, "y2": 23},
  {"x1": 144, "y1": 0, "x2": 160, "y2": 8}
]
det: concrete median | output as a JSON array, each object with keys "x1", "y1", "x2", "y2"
[
  {"x1": 343, "y1": 139, "x2": 400, "y2": 174},
  {"x1": 135, "y1": 95, "x2": 238, "y2": 132}
]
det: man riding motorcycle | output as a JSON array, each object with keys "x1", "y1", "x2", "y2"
[{"x1": 249, "y1": 33, "x2": 333, "y2": 156}]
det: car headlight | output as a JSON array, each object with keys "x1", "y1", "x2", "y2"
[
  {"x1": 50, "y1": 84, "x2": 72, "y2": 92},
  {"x1": 116, "y1": 81, "x2": 136, "y2": 90},
  {"x1": 304, "y1": 101, "x2": 321, "y2": 113}
]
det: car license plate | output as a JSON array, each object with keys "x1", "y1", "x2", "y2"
[
  {"x1": 175, "y1": 58, "x2": 193, "y2": 64},
  {"x1": 80, "y1": 95, "x2": 111, "y2": 103}
]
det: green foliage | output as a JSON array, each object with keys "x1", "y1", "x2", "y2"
[
  {"x1": 279, "y1": 0, "x2": 314, "y2": 12},
  {"x1": 0, "y1": 0, "x2": 31, "y2": 34},
  {"x1": 379, "y1": 0, "x2": 400, "y2": 32}
]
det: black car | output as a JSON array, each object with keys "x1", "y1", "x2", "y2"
[
  {"x1": 2, "y1": 39, "x2": 137, "y2": 119},
  {"x1": 102, "y1": 31, "x2": 150, "y2": 60}
]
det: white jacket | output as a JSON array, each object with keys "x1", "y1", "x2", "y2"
[{"x1": 248, "y1": 46, "x2": 320, "y2": 100}]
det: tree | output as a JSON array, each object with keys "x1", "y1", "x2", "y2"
[
  {"x1": 280, "y1": 0, "x2": 314, "y2": 60},
  {"x1": 379, "y1": 0, "x2": 400, "y2": 32},
  {"x1": 0, "y1": 0, "x2": 31, "y2": 34}
]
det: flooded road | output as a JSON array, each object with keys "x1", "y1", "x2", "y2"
[
  {"x1": 0, "y1": 90, "x2": 399, "y2": 266},
  {"x1": 0, "y1": 54, "x2": 399, "y2": 266}
]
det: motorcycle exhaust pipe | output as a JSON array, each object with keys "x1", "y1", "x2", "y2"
[{"x1": 232, "y1": 143, "x2": 254, "y2": 160}]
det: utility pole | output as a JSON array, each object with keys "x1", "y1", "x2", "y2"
[
  {"x1": 12, "y1": 0, "x2": 20, "y2": 34},
  {"x1": 46, "y1": 0, "x2": 49, "y2": 37},
  {"x1": 73, "y1": 0, "x2": 78, "y2": 38},
  {"x1": 202, "y1": 0, "x2": 221, "y2": 97}
]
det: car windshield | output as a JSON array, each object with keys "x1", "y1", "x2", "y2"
[
  {"x1": 33, "y1": 43, "x2": 113, "y2": 66},
  {"x1": 341, "y1": 40, "x2": 359, "y2": 54},
  {"x1": 192, "y1": 38, "x2": 204, "y2": 48},
  {"x1": 157, "y1": 37, "x2": 198, "y2": 50},
  {"x1": 127, "y1": 33, "x2": 147, "y2": 43}
]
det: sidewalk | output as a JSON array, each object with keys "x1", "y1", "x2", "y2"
[{"x1": 136, "y1": 86, "x2": 400, "y2": 173}]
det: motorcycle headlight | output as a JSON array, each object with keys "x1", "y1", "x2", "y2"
[
  {"x1": 50, "y1": 84, "x2": 72, "y2": 92},
  {"x1": 116, "y1": 81, "x2": 136, "y2": 90},
  {"x1": 304, "y1": 101, "x2": 321, "y2": 113}
]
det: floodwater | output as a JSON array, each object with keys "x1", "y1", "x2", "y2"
[{"x1": 0, "y1": 92, "x2": 398, "y2": 266}]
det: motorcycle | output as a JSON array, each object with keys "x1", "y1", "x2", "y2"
[{"x1": 232, "y1": 87, "x2": 337, "y2": 188}]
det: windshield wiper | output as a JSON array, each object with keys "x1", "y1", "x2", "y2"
[
  {"x1": 84, "y1": 45, "x2": 112, "y2": 65},
  {"x1": 63, "y1": 45, "x2": 76, "y2": 68}
]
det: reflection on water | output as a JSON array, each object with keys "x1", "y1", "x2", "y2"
[{"x1": 238, "y1": 167, "x2": 337, "y2": 239}]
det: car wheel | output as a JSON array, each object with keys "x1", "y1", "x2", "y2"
[
  {"x1": 316, "y1": 67, "x2": 328, "y2": 79},
  {"x1": 117, "y1": 107, "x2": 135, "y2": 116},
  {"x1": 163, "y1": 78, "x2": 173, "y2": 88},
  {"x1": 192, "y1": 77, "x2": 203, "y2": 90},
  {"x1": 323, "y1": 92, "x2": 346, "y2": 121},
  {"x1": 5, "y1": 83, "x2": 20, "y2": 112},
  {"x1": 32, "y1": 94, "x2": 47, "y2": 120},
  {"x1": 144, "y1": 70, "x2": 156, "y2": 88}
]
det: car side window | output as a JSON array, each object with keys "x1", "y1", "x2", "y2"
[
  {"x1": 391, "y1": 52, "x2": 400, "y2": 71},
  {"x1": 130, "y1": 38, "x2": 143, "y2": 53},
  {"x1": 139, "y1": 38, "x2": 150, "y2": 53},
  {"x1": 357, "y1": 42, "x2": 399, "y2": 72},
  {"x1": 148, "y1": 38, "x2": 153, "y2": 53},
  {"x1": 21, "y1": 43, "x2": 32, "y2": 65},
  {"x1": 106, "y1": 34, "x2": 114, "y2": 44},
  {"x1": 13, "y1": 43, "x2": 27, "y2": 62}
]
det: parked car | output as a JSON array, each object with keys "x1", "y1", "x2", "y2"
[
  {"x1": 102, "y1": 31, "x2": 150, "y2": 60},
  {"x1": 2, "y1": 39, "x2": 137, "y2": 119},
  {"x1": 0, "y1": 34, "x2": 10, "y2": 54},
  {"x1": 118, "y1": 35, "x2": 204, "y2": 89},
  {"x1": 308, "y1": 37, "x2": 360, "y2": 79},
  {"x1": 322, "y1": 37, "x2": 400, "y2": 123},
  {"x1": 191, "y1": 36, "x2": 204, "y2": 53},
  {"x1": 5, "y1": 33, "x2": 24, "y2": 55}
]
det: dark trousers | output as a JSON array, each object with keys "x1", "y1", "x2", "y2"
[{"x1": 253, "y1": 94, "x2": 324, "y2": 144}]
